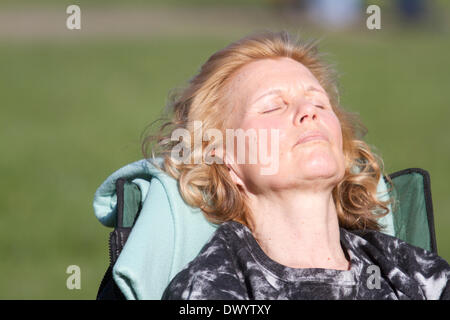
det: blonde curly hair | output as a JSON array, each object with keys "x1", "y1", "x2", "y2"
[{"x1": 142, "y1": 30, "x2": 393, "y2": 232}]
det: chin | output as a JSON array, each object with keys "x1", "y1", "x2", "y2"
[{"x1": 299, "y1": 159, "x2": 342, "y2": 180}]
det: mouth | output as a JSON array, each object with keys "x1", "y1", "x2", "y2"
[{"x1": 294, "y1": 131, "x2": 329, "y2": 147}]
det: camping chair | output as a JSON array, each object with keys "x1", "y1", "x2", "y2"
[{"x1": 94, "y1": 160, "x2": 437, "y2": 300}]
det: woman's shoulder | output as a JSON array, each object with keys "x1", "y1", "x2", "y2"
[
  {"x1": 344, "y1": 227, "x2": 449, "y2": 269},
  {"x1": 177, "y1": 220, "x2": 247, "y2": 273},
  {"x1": 161, "y1": 221, "x2": 248, "y2": 300},
  {"x1": 342, "y1": 227, "x2": 450, "y2": 299},
  {"x1": 344, "y1": 227, "x2": 441, "y2": 262}
]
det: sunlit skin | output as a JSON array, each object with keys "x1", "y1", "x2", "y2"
[{"x1": 224, "y1": 57, "x2": 350, "y2": 270}]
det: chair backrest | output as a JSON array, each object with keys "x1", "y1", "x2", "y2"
[
  {"x1": 387, "y1": 168, "x2": 437, "y2": 253},
  {"x1": 108, "y1": 178, "x2": 142, "y2": 265},
  {"x1": 114, "y1": 167, "x2": 437, "y2": 258}
]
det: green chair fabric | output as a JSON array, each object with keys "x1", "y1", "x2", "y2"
[{"x1": 387, "y1": 168, "x2": 437, "y2": 253}]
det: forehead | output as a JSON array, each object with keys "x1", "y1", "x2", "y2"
[{"x1": 230, "y1": 57, "x2": 321, "y2": 96}]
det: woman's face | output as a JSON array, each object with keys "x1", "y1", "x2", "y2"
[{"x1": 225, "y1": 57, "x2": 345, "y2": 194}]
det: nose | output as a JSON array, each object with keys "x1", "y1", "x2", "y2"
[{"x1": 293, "y1": 101, "x2": 318, "y2": 126}]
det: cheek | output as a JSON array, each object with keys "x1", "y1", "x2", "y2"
[
  {"x1": 241, "y1": 116, "x2": 286, "y2": 151},
  {"x1": 241, "y1": 116, "x2": 283, "y2": 131},
  {"x1": 324, "y1": 114, "x2": 346, "y2": 175},
  {"x1": 323, "y1": 113, "x2": 343, "y2": 148}
]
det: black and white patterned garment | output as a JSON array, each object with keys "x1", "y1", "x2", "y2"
[{"x1": 162, "y1": 221, "x2": 450, "y2": 300}]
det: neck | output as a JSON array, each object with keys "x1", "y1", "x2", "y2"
[{"x1": 246, "y1": 188, "x2": 350, "y2": 270}]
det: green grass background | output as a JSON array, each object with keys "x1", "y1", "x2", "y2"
[{"x1": 0, "y1": 2, "x2": 449, "y2": 299}]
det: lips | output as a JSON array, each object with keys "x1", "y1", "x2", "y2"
[{"x1": 295, "y1": 131, "x2": 329, "y2": 146}]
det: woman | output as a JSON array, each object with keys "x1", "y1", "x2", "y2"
[{"x1": 144, "y1": 31, "x2": 449, "y2": 299}]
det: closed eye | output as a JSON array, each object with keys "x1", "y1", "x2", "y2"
[{"x1": 261, "y1": 106, "x2": 282, "y2": 114}]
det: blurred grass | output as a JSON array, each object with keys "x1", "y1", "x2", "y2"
[
  {"x1": 0, "y1": 0, "x2": 271, "y2": 9},
  {"x1": 0, "y1": 11, "x2": 449, "y2": 299}
]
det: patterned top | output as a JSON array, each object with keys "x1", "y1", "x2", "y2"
[{"x1": 162, "y1": 221, "x2": 450, "y2": 300}]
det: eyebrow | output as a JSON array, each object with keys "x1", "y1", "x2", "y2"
[{"x1": 252, "y1": 86, "x2": 327, "y2": 104}]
